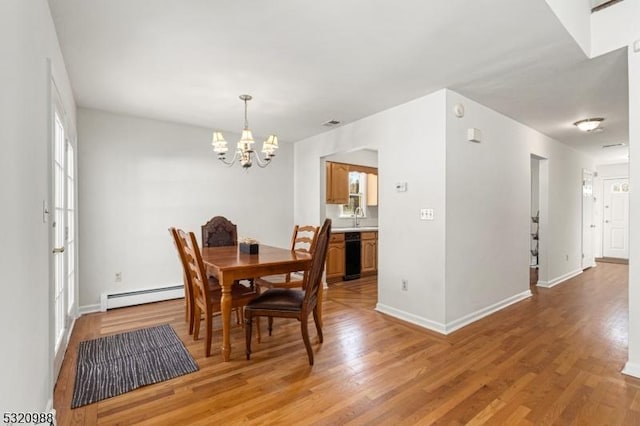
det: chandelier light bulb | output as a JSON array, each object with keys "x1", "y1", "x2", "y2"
[{"x1": 211, "y1": 94, "x2": 278, "y2": 169}]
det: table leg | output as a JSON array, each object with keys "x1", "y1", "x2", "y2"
[{"x1": 220, "y1": 275, "x2": 232, "y2": 362}]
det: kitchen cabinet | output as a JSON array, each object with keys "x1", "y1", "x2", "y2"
[
  {"x1": 361, "y1": 231, "x2": 377, "y2": 275},
  {"x1": 326, "y1": 162, "x2": 350, "y2": 204},
  {"x1": 326, "y1": 232, "x2": 345, "y2": 282}
]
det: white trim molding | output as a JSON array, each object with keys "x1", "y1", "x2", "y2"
[
  {"x1": 78, "y1": 304, "x2": 101, "y2": 315},
  {"x1": 443, "y1": 289, "x2": 533, "y2": 334},
  {"x1": 376, "y1": 289, "x2": 533, "y2": 335},
  {"x1": 375, "y1": 303, "x2": 447, "y2": 334},
  {"x1": 623, "y1": 362, "x2": 640, "y2": 379},
  {"x1": 537, "y1": 268, "x2": 582, "y2": 288}
]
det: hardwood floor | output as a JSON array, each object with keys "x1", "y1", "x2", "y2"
[{"x1": 55, "y1": 264, "x2": 640, "y2": 424}]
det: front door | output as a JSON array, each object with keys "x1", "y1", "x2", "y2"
[{"x1": 603, "y1": 178, "x2": 629, "y2": 259}]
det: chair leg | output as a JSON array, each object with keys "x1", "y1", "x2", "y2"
[
  {"x1": 256, "y1": 317, "x2": 261, "y2": 343},
  {"x1": 268, "y1": 317, "x2": 274, "y2": 336},
  {"x1": 317, "y1": 285, "x2": 324, "y2": 328},
  {"x1": 301, "y1": 316, "x2": 314, "y2": 366},
  {"x1": 235, "y1": 308, "x2": 241, "y2": 325},
  {"x1": 193, "y1": 305, "x2": 201, "y2": 341},
  {"x1": 205, "y1": 309, "x2": 212, "y2": 358},
  {"x1": 245, "y1": 313, "x2": 253, "y2": 360},
  {"x1": 313, "y1": 307, "x2": 323, "y2": 343}
]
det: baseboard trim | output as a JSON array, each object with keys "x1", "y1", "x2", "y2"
[
  {"x1": 537, "y1": 268, "x2": 582, "y2": 288},
  {"x1": 376, "y1": 289, "x2": 533, "y2": 335},
  {"x1": 444, "y1": 289, "x2": 533, "y2": 334},
  {"x1": 622, "y1": 362, "x2": 640, "y2": 378},
  {"x1": 375, "y1": 303, "x2": 447, "y2": 334},
  {"x1": 79, "y1": 304, "x2": 101, "y2": 315},
  {"x1": 44, "y1": 402, "x2": 56, "y2": 425}
]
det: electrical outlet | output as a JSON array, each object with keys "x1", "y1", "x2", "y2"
[
  {"x1": 115, "y1": 272, "x2": 122, "y2": 282},
  {"x1": 402, "y1": 279, "x2": 408, "y2": 291}
]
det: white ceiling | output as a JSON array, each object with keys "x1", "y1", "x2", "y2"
[{"x1": 48, "y1": 0, "x2": 629, "y2": 164}]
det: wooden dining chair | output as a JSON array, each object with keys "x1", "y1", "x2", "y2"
[
  {"x1": 201, "y1": 215, "x2": 254, "y2": 295},
  {"x1": 244, "y1": 219, "x2": 331, "y2": 366},
  {"x1": 178, "y1": 228, "x2": 259, "y2": 357},
  {"x1": 255, "y1": 225, "x2": 322, "y2": 327},
  {"x1": 201, "y1": 216, "x2": 238, "y2": 247},
  {"x1": 169, "y1": 227, "x2": 196, "y2": 334}
]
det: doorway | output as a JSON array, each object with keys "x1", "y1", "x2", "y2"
[
  {"x1": 530, "y1": 154, "x2": 548, "y2": 286},
  {"x1": 602, "y1": 178, "x2": 630, "y2": 259},
  {"x1": 582, "y1": 170, "x2": 596, "y2": 269}
]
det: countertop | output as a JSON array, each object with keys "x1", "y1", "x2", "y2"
[{"x1": 331, "y1": 226, "x2": 378, "y2": 233}]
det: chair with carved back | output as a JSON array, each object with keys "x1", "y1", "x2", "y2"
[
  {"x1": 255, "y1": 225, "x2": 323, "y2": 328},
  {"x1": 201, "y1": 216, "x2": 238, "y2": 248},
  {"x1": 201, "y1": 215, "x2": 254, "y2": 294},
  {"x1": 179, "y1": 228, "x2": 259, "y2": 357},
  {"x1": 244, "y1": 219, "x2": 331, "y2": 365}
]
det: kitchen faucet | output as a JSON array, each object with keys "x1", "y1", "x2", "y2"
[{"x1": 353, "y1": 206, "x2": 363, "y2": 228}]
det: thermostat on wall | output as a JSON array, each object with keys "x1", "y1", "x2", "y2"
[
  {"x1": 467, "y1": 128, "x2": 482, "y2": 143},
  {"x1": 395, "y1": 182, "x2": 408, "y2": 192}
]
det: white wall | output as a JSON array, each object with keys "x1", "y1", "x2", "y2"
[
  {"x1": 294, "y1": 88, "x2": 595, "y2": 333},
  {"x1": 626, "y1": 46, "x2": 640, "y2": 376},
  {"x1": 0, "y1": 0, "x2": 76, "y2": 413},
  {"x1": 444, "y1": 91, "x2": 594, "y2": 324},
  {"x1": 77, "y1": 109, "x2": 293, "y2": 308},
  {"x1": 294, "y1": 91, "x2": 448, "y2": 329},
  {"x1": 591, "y1": 1, "x2": 640, "y2": 57},
  {"x1": 593, "y1": 162, "x2": 629, "y2": 257},
  {"x1": 545, "y1": 0, "x2": 592, "y2": 56}
]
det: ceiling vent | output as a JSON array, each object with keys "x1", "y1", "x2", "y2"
[
  {"x1": 322, "y1": 119, "x2": 341, "y2": 127},
  {"x1": 602, "y1": 143, "x2": 626, "y2": 149}
]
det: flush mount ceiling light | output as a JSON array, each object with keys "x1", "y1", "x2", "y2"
[
  {"x1": 573, "y1": 117, "x2": 605, "y2": 133},
  {"x1": 211, "y1": 94, "x2": 278, "y2": 169}
]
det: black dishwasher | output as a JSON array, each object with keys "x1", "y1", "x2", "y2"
[{"x1": 344, "y1": 232, "x2": 361, "y2": 280}]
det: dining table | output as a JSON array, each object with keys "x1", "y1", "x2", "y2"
[{"x1": 201, "y1": 244, "x2": 312, "y2": 361}]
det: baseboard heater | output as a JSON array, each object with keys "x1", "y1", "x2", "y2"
[{"x1": 100, "y1": 284, "x2": 184, "y2": 311}]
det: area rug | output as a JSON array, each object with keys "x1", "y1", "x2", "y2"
[{"x1": 71, "y1": 324, "x2": 198, "y2": 408}]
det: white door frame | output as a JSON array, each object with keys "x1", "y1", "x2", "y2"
[{"x1": 582, "y1": 169, "x2": 596, "y2": 269}]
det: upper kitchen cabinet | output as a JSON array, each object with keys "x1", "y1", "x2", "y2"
[
  {"x1": 326, "y1": 161, "x2": 349, "y2": 204},
  {"x1": 367, "y1": 173, "x2": 378, "y2": 206}
]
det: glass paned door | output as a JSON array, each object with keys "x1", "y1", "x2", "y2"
[
  {"x1": 53, "y1": 112, "x2": 66, "y2": 350},
  {"x1": 51, "y1": 93, "x2": 76, "y2": 379},
  {"x1": 66, "y1": 142, "x2": 75, "y2": 314}
]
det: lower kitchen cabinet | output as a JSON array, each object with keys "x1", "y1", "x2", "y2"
[
  {"x1": 361, "y1": 231, "x2": 377, "y2": 275},
  {"x1": 326, "y1": 232, "x2": 345, "y2": 283},
  {"x1": 326, "y1": 231, "x2": 378, "y2": 283}
]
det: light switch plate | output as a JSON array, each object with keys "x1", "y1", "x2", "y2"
[
  {"x1": 420, "y1": 208, "x2": 434, "y2": 221},
  {"x1": 395, "y1": 182, "x2": 408, "y2": 192}
]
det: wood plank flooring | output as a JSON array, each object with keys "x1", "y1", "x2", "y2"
[{"x1": 54, "y1": 264, "x2": 640, "y2": 424}]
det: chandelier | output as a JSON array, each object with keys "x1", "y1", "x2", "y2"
[{"x1": 211, "y1": 94, "x2": 278, "y2": 169}]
